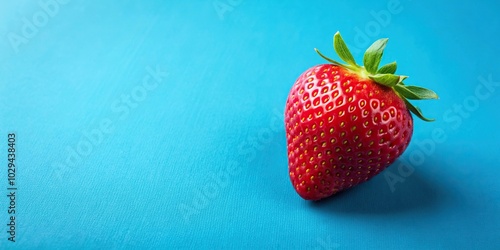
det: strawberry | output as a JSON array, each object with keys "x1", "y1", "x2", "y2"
[{"x1": 285, "y1": 32, "x2": 438, "y2": 200}]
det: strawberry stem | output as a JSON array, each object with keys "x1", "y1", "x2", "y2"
[{"x1": 314, "y1": 32, "x2": 438, "y2": 122}]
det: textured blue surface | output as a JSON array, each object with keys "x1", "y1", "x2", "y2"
[{"x1": 1, "y1": 0, "x2": 500, "y2": 249}]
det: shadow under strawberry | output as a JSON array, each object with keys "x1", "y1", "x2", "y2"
[{"x1": 308, "y1": 159, "x2": 444, "y2": 215}]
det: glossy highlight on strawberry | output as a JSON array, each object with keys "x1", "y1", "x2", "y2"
[{"x1": 284, "y1": 32, "x2": 438, "y2": 200}]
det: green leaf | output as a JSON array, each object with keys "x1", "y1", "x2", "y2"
[
  {"x1": 403, "y1": 98, "x2": 435, "y2": 122},
  {"x1": 377, "y1": 61, "x2": 397, "y2": 74},
  {"x1": 369, "y1": 74, "x2": 407, "y2": 87},
  {"x1": 394, "y1": 84, "x2": 439, "y2": 100},
  {"x1": 363, "y1": 38, "x2": 388, "y2": 74},
  {"x1": 333, "y1": 32, "x2": 357, "y2": 66},
  {"x1": 314, "y1": 48, "x2": 343, "y2": 66}
]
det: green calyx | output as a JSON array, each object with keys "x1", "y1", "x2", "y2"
[{"x1": 315, "y1": 31, "x2": 438, "y2": 122}]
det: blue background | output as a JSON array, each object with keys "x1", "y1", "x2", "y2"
[{"x1": 1, "y1": 0, "x2": 500, "y2": 249}]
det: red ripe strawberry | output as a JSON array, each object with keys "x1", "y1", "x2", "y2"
[{"x1": 285, "y1": 32, "x2": 438, "y2": 200}]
